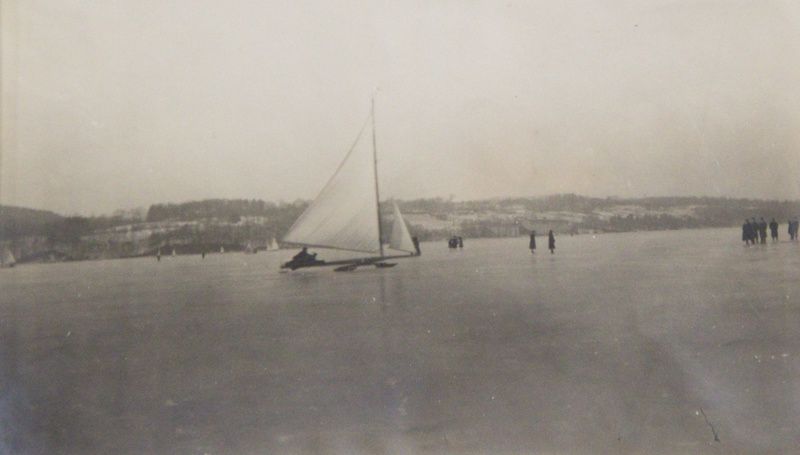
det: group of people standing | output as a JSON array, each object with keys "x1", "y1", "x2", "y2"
[
  {"x1": 742, "y1": 217, "x2": 796, "y2": 245},
  {"x1": 789, "y1": 219, "x2": 800, "y2": 240},
  {"x1": 529, "y1": 230, "x2": 556, "y2": 254}
]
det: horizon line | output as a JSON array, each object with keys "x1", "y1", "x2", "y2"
[{"x1": 4, "y1": 193, "x2": 800, "y2": 218}]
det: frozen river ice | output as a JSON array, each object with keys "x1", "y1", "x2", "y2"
[{"x1": 1, "y1": 228, "x2": 799, "y2": 454}]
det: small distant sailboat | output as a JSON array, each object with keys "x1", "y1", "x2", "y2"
[
  {"x1": 267, "y1": 237, "x2": 279, "y2": 251},
  {"x1": 1, "y1": 246, "x2": 16, "y2": 268},
  {"x1": 220, "y1": 246, "x2": 225, "y2": 254},
  {"x1": 171, "y1": 248, "x2": 176, "y2": 257},
  {"x1": 281, "y1": 99, "x2": 420, "y2": 271}
]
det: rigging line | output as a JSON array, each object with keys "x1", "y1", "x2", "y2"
[{"x1": 372, "y1": 96, "x2": 384, "y2": 257}]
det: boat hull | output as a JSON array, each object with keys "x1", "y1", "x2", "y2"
[{"x1": 281, "y1": 253, "x2": 417, "y2": 271}]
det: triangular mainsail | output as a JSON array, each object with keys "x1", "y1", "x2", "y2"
[
  {"x1": 282, "y1": 116, "x2": 381, "y2": 254},
  {"x1": 280, "y1": 100, "x2": 420, "y2": 271},
  {"x1": 389, "y1": 202, "x2": 416, "y2": 254}
]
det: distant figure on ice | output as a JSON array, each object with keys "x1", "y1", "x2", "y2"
[
  {"x1": 769, "y1": 218, "x2": 779, "y2": 242},
  {"x1": 548, "y1": 230, "x2": 556, "y2": 254},
  {"x1": 752, "y1": 218, "x2": 760, "y2": 244},
  {"x1": 750, "y1": 219, "x2": 759, "y2": 245},
  {"x1": 412, "y1": 236, "x2": 421, "y2": 256},
  {"x1": 156, "y1": 249, "x2": 161, "y2": 262},
  {"x1": 789, "y1": 218, "x2": 799, "y2": 241},
  {"x1": 529, "y1": 231, "x2": 536, "y2": 253},
  {"x1": 457, "y1": 236, "x2": 464, "y2": 248},
  {"x1": 201, "y1": 250, "x2": 206, "y2": 259},
  {"x1": 742, "y1": 220, "x2": 752, "y2": 246},
  {"x1": 448, "y1": 236, "x2": 458, "y2": 249},
  {"x1": 748, "y1": 218, "x2": 757, "y2": 245},
  {"x1": 758, "y1": 218, "x2": 768, "y2": 244}
]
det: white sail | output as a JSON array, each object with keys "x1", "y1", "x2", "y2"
[
  {"x1": 268, "y1": 237, "x2": 279, "y2": 251},
  {"x1": 389, "y1": 202, "x2": 416, "y2": 254},
  {"x1": 1, "y1": 246, "x2": 16, "y2": 267},
  {"x1": 282, "y1": 117, "x2": 381, "y2": 254}
]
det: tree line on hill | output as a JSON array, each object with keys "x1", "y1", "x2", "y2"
[{"x1": 2, "y1": 195, "x2": 800, "y2": 262}]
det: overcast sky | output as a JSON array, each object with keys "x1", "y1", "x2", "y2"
[{"x1": 2, "y1": 0, "x2": 799, "y2": 215}]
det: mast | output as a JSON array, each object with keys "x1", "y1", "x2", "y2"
[{"x1": 372, "y1": 96, "x2": 384, "y2": 257}]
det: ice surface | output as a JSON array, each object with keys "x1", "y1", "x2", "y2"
[{"x1": 1, "y1": 228, "x2": 799, "y2": 454}]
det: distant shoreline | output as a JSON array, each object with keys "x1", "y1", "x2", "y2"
[{"x1": 3, "y1": 195, "x2": 798, "y2": 265}]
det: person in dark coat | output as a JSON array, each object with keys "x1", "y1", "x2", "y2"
[
  {"x1": 457, "y1": 236, "x2": 463, "y2": 248},
  {"x1": 448, "y1": 237, "x2": 457, "y2": 248},
  {"x1": 742, "y1": 220, "x2": 751, "y2": 245},
  {"x1": 412, "y1": 236, "x2": 421, "y2": 256},
  {"x1": 292, "y1": 247, "x2": 315, "y2": 263},
  {"x1": 548, "y1": 230, "x2": 555, "y2": 254},
  {"x1": 529, "y1": 231, "x2": 536, "y2": 253},
  {"x1": 769, "y1": 218, "x2": 779, "y2": 242}
]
